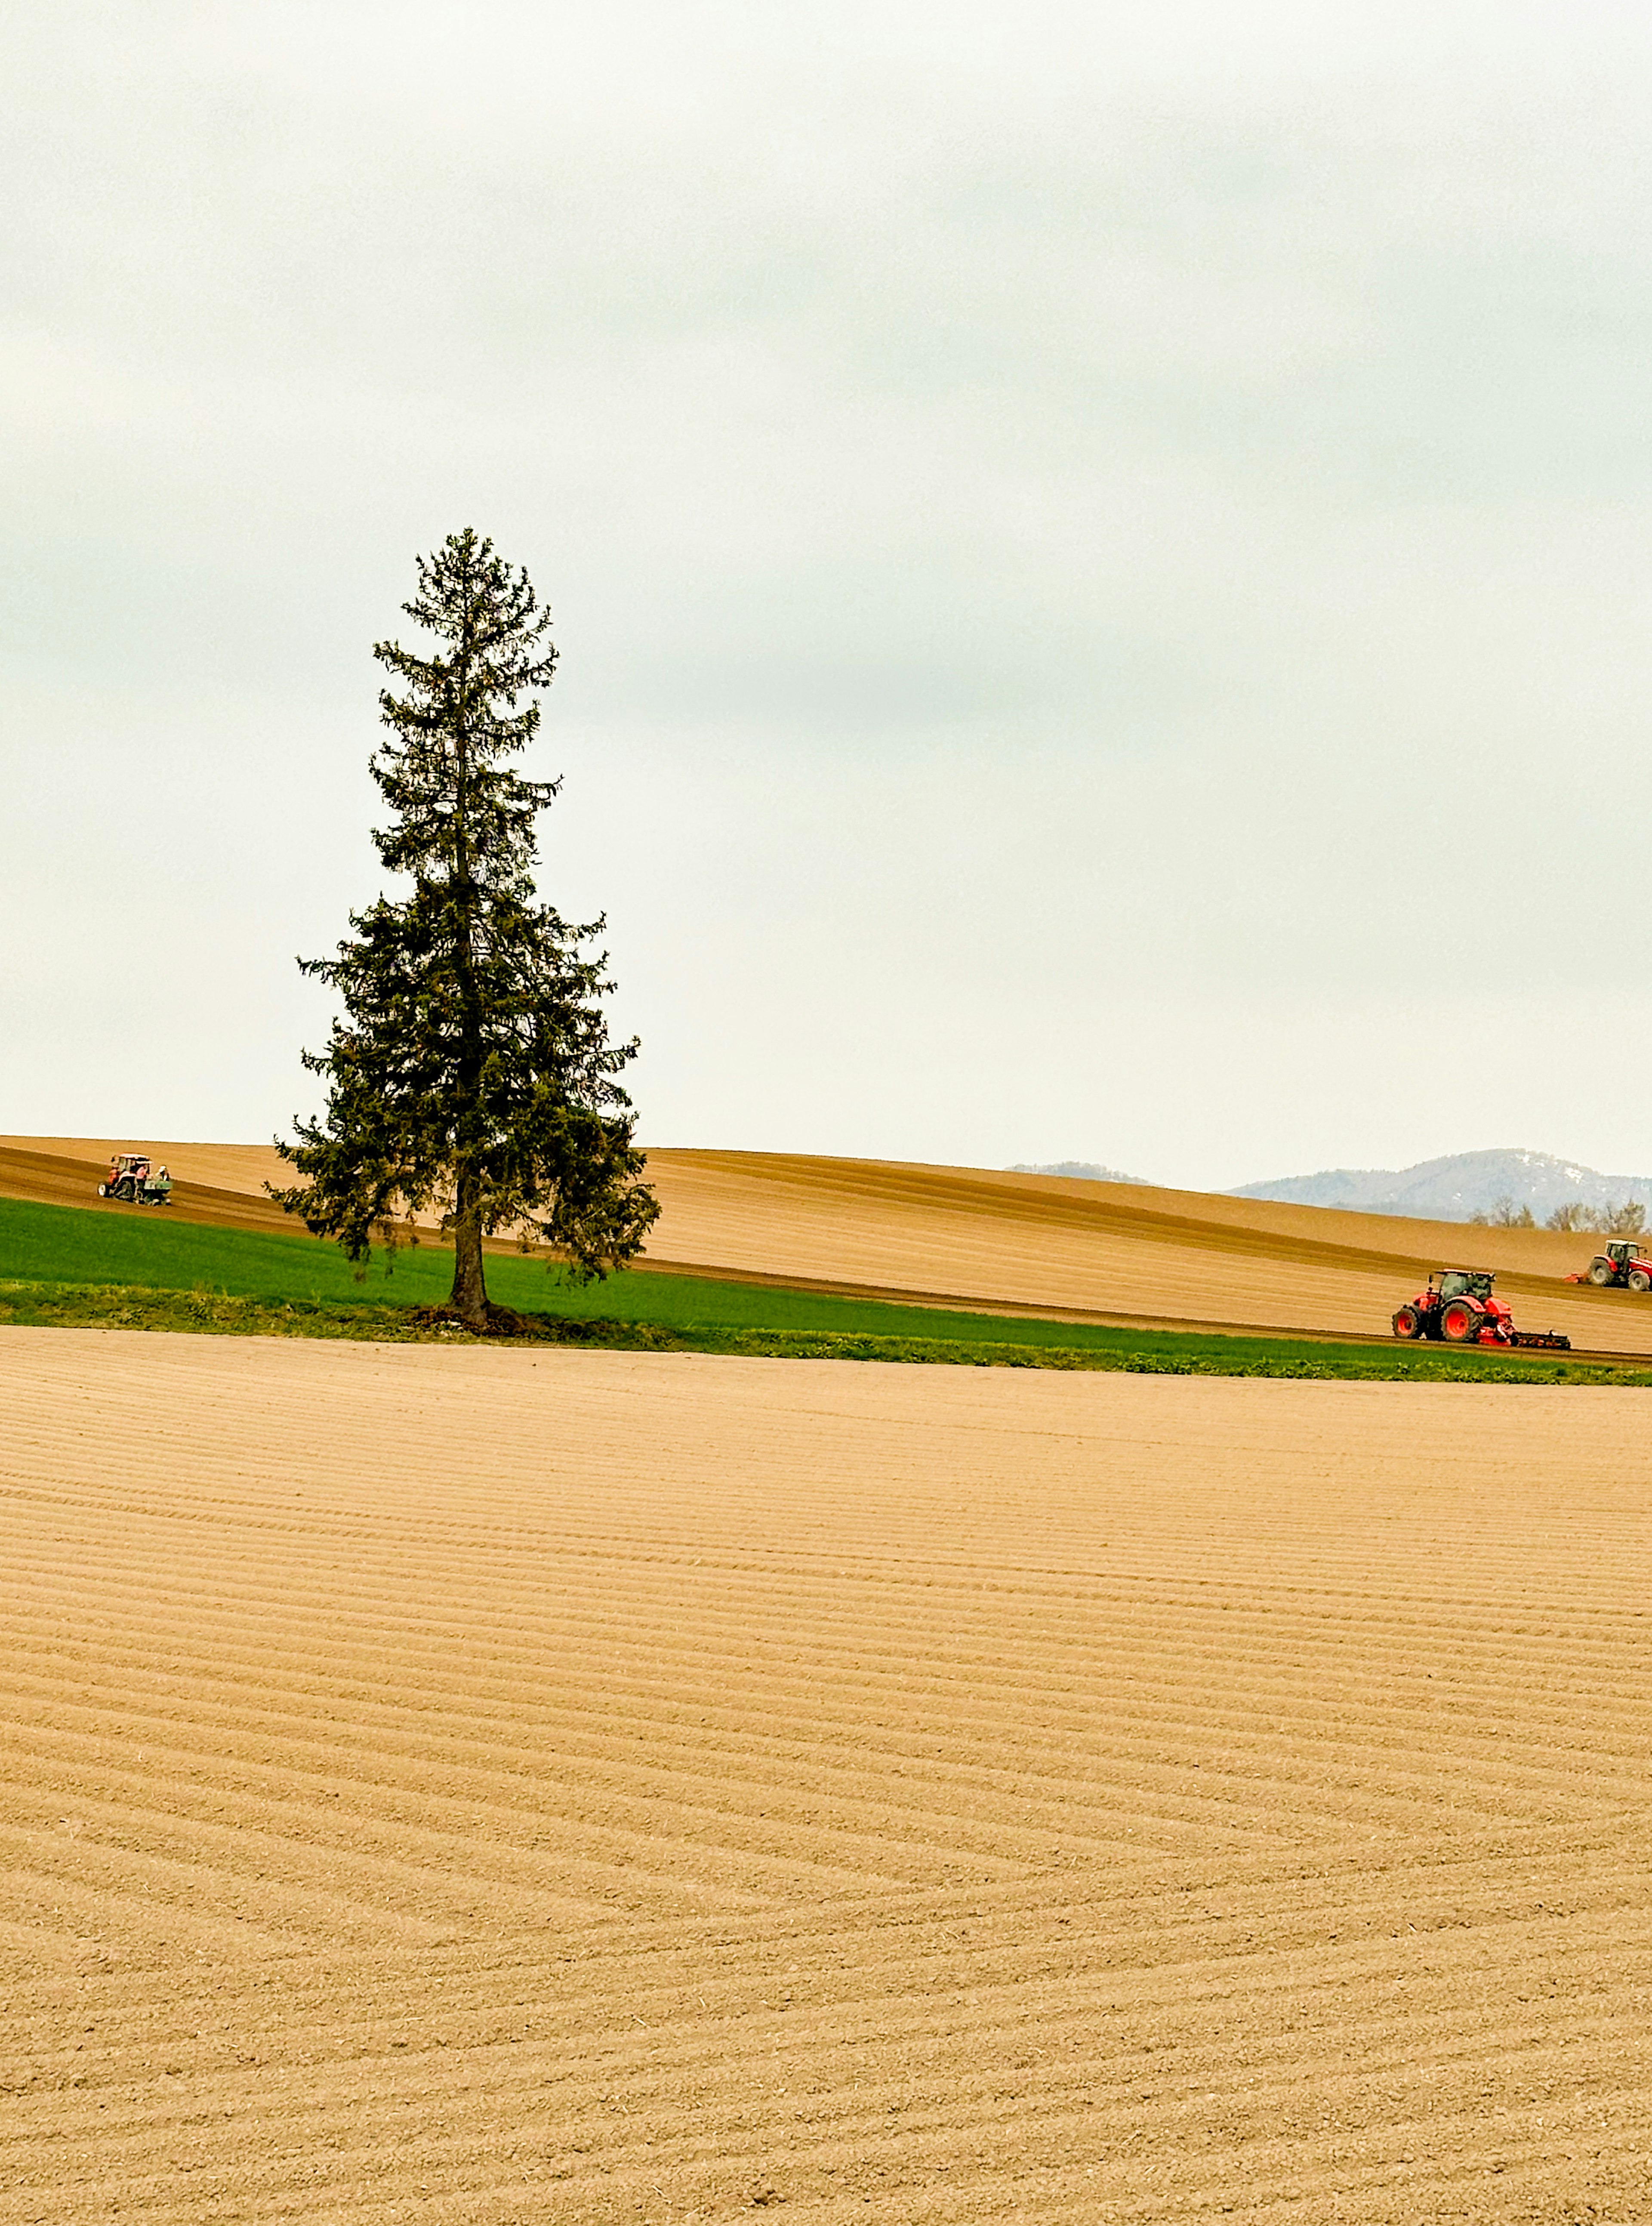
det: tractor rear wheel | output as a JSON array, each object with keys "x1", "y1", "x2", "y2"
[
  {"x1": 1630, "y1": 1269, "x2": 1652, "y2": 1294},
  {"x1": 1392, "y1": 1306, "x2": 1422, "y2": 1340},
  {"x1": 116, "y1": 1177, "x2": 136, "y2": 1202},
  {"x1": 1588, "y1": 1258, "x2": 1614, "y2": 1285},
  {"x1": 1441, "y1": 1300, "x2": 1481, "y2": 1342}
]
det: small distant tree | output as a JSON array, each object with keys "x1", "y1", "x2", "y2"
[
  {"x1": 1471, "y1": 1195, "x2": 1536, "y2": 1229},
  {"x1": 271, "y1": 528, "x2": 659, "y2": 1331},
  {"x1": 1602, "y1": 1201, "x2": 1646, "y2": 1236},
  {"x1": 1544, "y1": 1201, "x2": 1594, "y2": 1233}
]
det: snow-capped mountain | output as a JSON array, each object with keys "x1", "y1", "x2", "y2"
[{"x1": 1228, "y1": 1149, "x2": 1652, "y2": 1222}]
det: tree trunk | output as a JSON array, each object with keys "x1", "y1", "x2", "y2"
[
  {"x1": 448, "y1": 606, "x2": 487, "y2": 1333},
  {"x1": 450, "y1": 1176, "x2": 489, "y2": 1329}
]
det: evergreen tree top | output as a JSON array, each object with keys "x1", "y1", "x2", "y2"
[{"x1": 372, "y1": 528, "x2": 561, "y2": 887}]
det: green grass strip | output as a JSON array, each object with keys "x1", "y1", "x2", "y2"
[
  {"x1": 4, "y1": 1278, "x2": 1649, "y2": 1386},
  {"x1": 2, "y1": 1193, "x2": 1638, "y2": 1383}
]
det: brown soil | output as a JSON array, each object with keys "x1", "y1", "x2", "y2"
[
  {"x1": 4, "y1": 1331, "x2": 1652, "y2": 2221},
  {"x1": 5, "y1": 1136, "x2": 1649, "y2": 1356},
  {"x1": 0, "y1": 1139, "x2": 304, "y2": 1237}
]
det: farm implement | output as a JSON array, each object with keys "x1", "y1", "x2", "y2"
[{"x1": 1391, "y1": 1269, "x2": 1571, "y2": 1351}]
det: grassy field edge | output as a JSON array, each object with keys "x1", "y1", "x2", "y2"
[{"x1": 4, "y1": 1278, "x2": 1649, "y2": 1384}]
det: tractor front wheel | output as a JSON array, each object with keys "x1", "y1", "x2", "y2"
[
  {"x1": 1630, "y1": 1269, "x2": 1652, "y2": 1294},
  {"x1": 1441, "y1": 1301, "x2": 1481, "y2": 1342},
  {"x1": 1392, "y1": 1306, "x2": 1422, "y2": 1340}
]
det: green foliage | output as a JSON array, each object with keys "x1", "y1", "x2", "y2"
[{"x1": 271, "y1": 528, "x2": 657, "y2": 1322}]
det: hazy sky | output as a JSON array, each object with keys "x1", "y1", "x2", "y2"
[{"x1": 6, "y1": 2, "x2": 1652, "y2": 1188}]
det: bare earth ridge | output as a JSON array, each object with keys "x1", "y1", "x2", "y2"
[{"x1": 4, "y1": 1334, "x2": 1652, "y2": 2222}]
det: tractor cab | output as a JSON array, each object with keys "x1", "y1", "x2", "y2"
[
  {"x1": 1605, "y1": 1241, "x2": 1640, "y2": 1266},
  {"x1": 1435, "y1": 1269, "x2": 1495, "y2": 1302}
]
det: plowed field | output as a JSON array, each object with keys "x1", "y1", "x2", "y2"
[{"x1": 5, "y1": 1330, "x2": 1652, "y2": 2221}]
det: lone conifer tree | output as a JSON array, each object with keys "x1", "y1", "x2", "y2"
[{"x1": 271, "y1": 529, "x2": 658, "y2": 1329}]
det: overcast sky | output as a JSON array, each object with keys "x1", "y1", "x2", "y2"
[{"x1": 6, "y1": 2, "x2": 1652, "y2": 1189}]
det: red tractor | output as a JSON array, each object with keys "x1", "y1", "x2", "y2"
[
  {"x1": 1580, "y1": 1239, "x2": 1652, "y2": 1293},
  {"x1": 96, "y1": 1152, "x2": 172, "y2": 1206},
  {"x1": 1392, "y1": 1268, "x2": 1571, "y2": 1351}
]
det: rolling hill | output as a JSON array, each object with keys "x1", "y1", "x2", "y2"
[{"x1": 5, "y1": 1135, "x2": 1650, "y2": 1356}]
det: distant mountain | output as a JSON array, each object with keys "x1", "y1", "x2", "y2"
[
  {"x1": 1009, "y1": 1160, "x2": 1150, "y2": 1186},
  {"x1": 1230, "y1": 1149, "x2": 1652, "y2": 1222}
]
